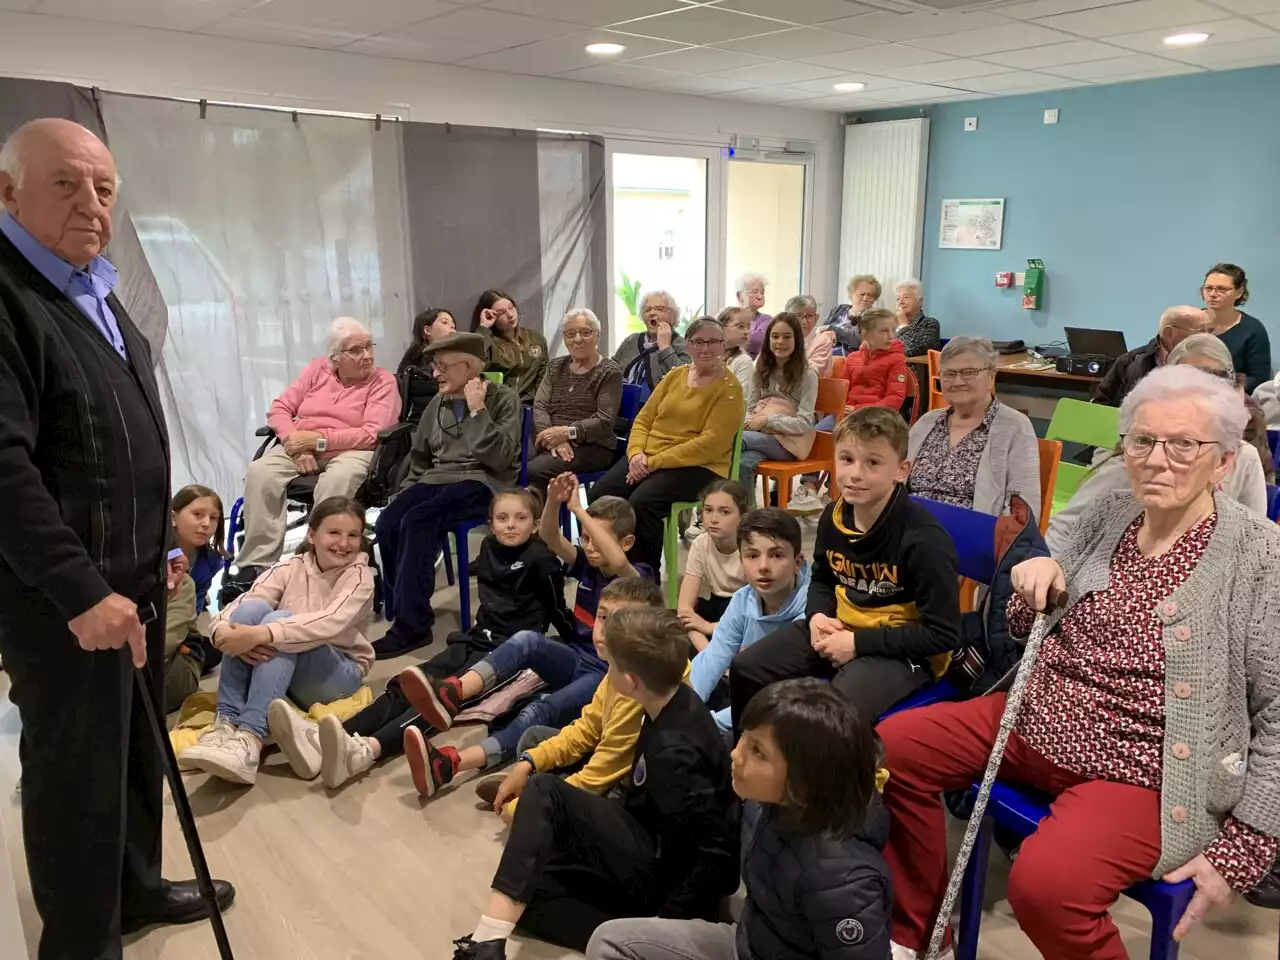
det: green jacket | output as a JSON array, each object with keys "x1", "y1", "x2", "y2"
[
  {"x1": 401, "y1": 381, "x2": 522, "y2": 492},
  {"x1": 479, "y1": 326, "x2": 548, "y2": 404}
]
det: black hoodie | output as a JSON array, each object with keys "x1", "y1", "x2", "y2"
[
  {"x1": 809, "y1": 485, "x2": 960, "y2": 675},
  {"x1": 473, "y1": 535, "x2": 573, "y2": 641}
]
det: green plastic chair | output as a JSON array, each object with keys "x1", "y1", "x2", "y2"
[
  {"x1": 1045, "y1": 398, "x2": 1120, "y2": 515},
  {"x1": 483, "y1": 371, "x2": 504, "y2": 384},
  {"x1": 662, "y1": 426, "x2": 744, "y2": 608}
]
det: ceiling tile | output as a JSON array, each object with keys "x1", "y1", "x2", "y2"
[
  {"x1": 4, "y1": 0, "x2": 44, "y2": 10},
  {"x1": 481, "y1": 0, "x2": 687, "y2": 27},
  {"x1": 1104, "y1": 17, "x2": 1276, "y2": 54},
  {"x1": 612, "y1": 5, "x2": 792, "y2": 44},
  {"x1": 1208, "y1": 0, "x2": 1280, "y2": 12},
  {"x1": 997, "y1": 0, "x2": 1130, "y2": 18},
  {"x1": 217, "y1": 0, "x2": 455, "y2": 34},
  {"x1": 714, "y1": 59, "x2": 845, "y2": 83},
  {"x1": 710, "y1": 0, "x2": 878, "y2": 26},
  {"x1": 203, "y1": 17, "x2": 377, "y2": 48},
  {"x1": 785, "y1": 73, "x2": 915, "y2": 93},
  {"x1": 803, "y1": 94, "x2": 896, "y2": 110},
  {"x1": 629, "y1": 45, "x2": 772, "y2": 73},
  {"x1": 910, "y1": 21, "x2": 1077, "y2": 55},
  {"x1": 1169, "y1": 32, "x2": 1280, "y2": 61},
  {"x1": 803, "y1": 42, "x2": 950, "y2": 70},
  {"x1": 876, "y1": 58, "x2": 1017, "y2": 82},
  {"x1": 404, "y1": 6, "x2": 582, "y2": 44},
  {"x1": 456, "y1": 28, "x2": 687, "y2": 74},
  {"x1": 820, "y1": 10, "x2": 1012, "y2": 41},
  {"x1": 342, "y1": 33, "x2": 500, "y2": 61},
  {"x1": 1043, "y1": 53, "x2": 1193, "y2": 77},
  {"x1": 37, "y1": 0, "x2": 252, "y2": 32},
  {"x1": 714, "y1": 25, "x2": 882, "y2": 57},
  {"x1": 555, "y1": 62, "x2": 680, "y2": 86},
  {"x1": 947, "y1": 70, "x2": 1085, "y2": 92},
  {"x1": 644, "y1": 74, "x2": 759, "y2": 93},
  {"x1": 716, "y1": 85, "x2": 828, "y2": 103},
  {"x1": 863, "y1": 82, "x2": 974, "y2": 102},
  {"x1": 981, "y1": 38, "x2": 1132, "y2": 67},
  {"x1": 1033, "y1": 0, "x2": 1224, "y2": 37}
]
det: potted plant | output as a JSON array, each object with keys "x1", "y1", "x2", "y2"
[{"x1": 616, "y1": 272, "x2": 645, "y2": 335}]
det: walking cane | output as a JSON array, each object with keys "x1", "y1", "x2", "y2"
[
  {"x1": 133, "y1": 663, "x2": 236, "y2": 960},
  {"x1": 922, "y1": 612, "x2": 1053, "y2": 960}
]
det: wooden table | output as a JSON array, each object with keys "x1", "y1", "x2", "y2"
[{"x1": 907, "y1": 350, "x2": 1098, "y2": 420}]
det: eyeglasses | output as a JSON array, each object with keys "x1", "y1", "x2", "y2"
[
  {"x1": 563, "y1": 329, "x2": 597, "y2": 342},
  {"x1": 1201, "y1": 284, "x2": 1236, "y2": 295},
  {"x1": 340, "y1": 342, "x2": 375, "y2": 358},
  {"x1": 689, "y1": 338, "x2": 725, "y2": 350},
  {"x1": 434, "y1": 357, "x2": 472, "y2": 374},
  {"x1": 1121, "y1": 433, "x2": 1218, "y2": 464},
  {"x1": 939, "y1": 367, "x2": 991, "y2": 382}
]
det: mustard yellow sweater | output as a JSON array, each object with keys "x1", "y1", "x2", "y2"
[{"x1": 627, "y1": 368, "x2": 746, "y2": 478}]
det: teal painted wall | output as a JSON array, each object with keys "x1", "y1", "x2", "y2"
[{"x1": 859, "y1": 66, "x2": 1279, "y2": 356}]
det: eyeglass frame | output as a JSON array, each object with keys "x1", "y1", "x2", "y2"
[
  {"x1": 339, "y1": 341, "x2": 375, "y2": 359},
  {"x1": 1120, "y1": 433, "x2": 1220, "y2": 465},
  {"x1": 938, "y1": 365, "x2": 995, "y2": 383},
  {"x1": 562, "y1": 327, "x2": 599, "y2": 342},
  {"x1": 688, "y1": 336, "x2": 726, "y2": 350}
]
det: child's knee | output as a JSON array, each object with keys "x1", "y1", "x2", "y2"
[
  {"x1": 260, "y1": 608, "x2": 294, "y2": 625},
  {"x1": 229, "y1": 598, "x2": 275, "y2": 625}
]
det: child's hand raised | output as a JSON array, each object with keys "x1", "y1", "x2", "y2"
[{"x1": 547, "y1": 472, "x2": 578, "y2": 506}]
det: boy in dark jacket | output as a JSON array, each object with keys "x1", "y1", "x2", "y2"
[
  {"x1": 730, "y1": 407, "x2": 960, "y2": 726},
  {"x1": 452, "y1": 607, "x2": 740, "y2": 960}
]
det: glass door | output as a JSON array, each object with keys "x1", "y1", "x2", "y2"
[{"x1": 723, "y1": 156, "x2": 811, "y2": 317}]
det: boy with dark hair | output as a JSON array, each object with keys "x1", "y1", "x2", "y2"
[
  {"x1": 397, "y1": 474, "x2": 653, "y2": 797},
  {"x1": 452, "y1": 607, "x2": 740, "y2": 960},
  {"x1": 690, "y1": 508, "x2": 810, "y2": 733},
  {"x1": 730, "y1": 407, "x2": 960, "y2": 726}
]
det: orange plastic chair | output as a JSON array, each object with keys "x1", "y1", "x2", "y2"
[
  {"x1": 755, "y1": 377, "x2": 847, "y2": 509},
  {"x1": 830, "y1": 355, "x2": 845, "y2": 379},
  {"x1": 1037, "y1": 438, "x2": 1062, "y2": 534},
  {"x1": 927, "y1": 349, "x2": 945, "y2": 411},
  {"x1": 901, "y1": 365, "x2": 922, "y2": 425}
]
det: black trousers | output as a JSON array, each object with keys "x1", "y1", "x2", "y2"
[
  {"x1": 728, "y1": 621, "x2": 932, "y2": 733},
  {"x1": 525, "y1": 444, "x2": 617, "y2": 493},
  {"x1": 0, "y1": 580, "x2": 167, "y2": 960},
  {"x1": 493, "y1": 773, "x2": 659, "y2": 951},
  {"x1": 587, "y1": 460, "x2": 719, "y2": 574}
]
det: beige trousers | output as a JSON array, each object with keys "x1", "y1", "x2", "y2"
[{"x1": 236, "y1": 445, "x2": 373, "y2": 566}]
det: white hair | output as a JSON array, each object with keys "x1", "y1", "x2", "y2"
[
  {"x1": 1119, "y1": 364, "x2": 1247, "y2": 448},
  {"x1": 1165, "y1": 333, "x2": 1234, "y2": 373},
  {"x1": 640, "y1": 289, "x2": 679, "y2": 316},
  {"x1": 562, "y1": 307, "x2": 601, "y2": 334},
  {"x1": 784, "y1": 294, "x2": 817, "y2": 314},
  {"x1": 0, "y1": 118, "x2": 119, "y2": 189},
  {"x1": 326, "y1": 317, "x2": 371, "y2": 359},
  {"x1": 940, "y1": 335, "x2": 997, "y2": 369},
  {"x1": 894, "y1": 278, "x2": 924, "y2": 298},
  {"x1": 736, "y1": 272, "x2": 768, "y2": 293},
  {"x1": 1158, "y1": 305, "x2": 1209, "y2": 332}
]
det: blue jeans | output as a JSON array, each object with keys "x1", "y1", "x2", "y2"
[
  {"x1": 472, "y1": 630, "x2": 607, "y2": 768},
  {"x1": 215, "y1": 599, "x2": 364, "y2": 738},
  {"x1": 801, "y1": 414, "x2": 839, "y2": 487},
  {"x1": 738, "y1": 430, "x2": 794, "y2": 507}
]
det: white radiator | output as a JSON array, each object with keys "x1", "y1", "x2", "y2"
[{"x1": 838, "y1": 118, "x2": 930, "y2": 309}]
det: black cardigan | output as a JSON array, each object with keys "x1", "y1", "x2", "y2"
[{"x1": 0, "y1": 232, "x2": 170, "y2": 619}]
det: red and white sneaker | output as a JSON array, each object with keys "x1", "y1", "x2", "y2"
[
  {"x1": 399, "y1": 668, "x2": 463, "y2": 731},
  {"x1": 403, "y1": 727, "x2": 458, "y2": 798}
]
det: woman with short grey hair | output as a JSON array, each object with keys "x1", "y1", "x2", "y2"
[
  {"x1": 893, "y1": 278, "x2": 941, "y2": 357},
  {"x1": 907, "y1": 336, "x2": 1040, "y2": 519},
  {"x1": 821, "y1": 273, "x2": 882, "y2": 351},
  {"x1": 786, "y1": 293, "x2": 834, "y2": 377},
  {"x1": 739, "y1": 272, "x2": 774, "y2": 357},
  {"x1": 613, "y1": 289, "x2": 690, "y2": 390}
]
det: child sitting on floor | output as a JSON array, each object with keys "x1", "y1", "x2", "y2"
[
  {"x1": 451, "y1": 607, "x2": 740, "y2": 960},
  {"x1": 690, "y1": 507, "x2": 810, "y2": 734},
  {"x1": 677, "y1": 479, "x2": 749, "y2": 652},
  {"x1": 588, "y1": 678, "x2": 892, "y2": 960},
  {"x1": 395, "y1": 476, "x2": 651, "y2": 798},
  {"x1": 165, "y1": 485, "x2": 230, "y2": 708},
  {"x1": 180, "y1": 496, "x2": 375, "y2": 785},
  {"x1": 268, "y1": 488, "x2": 570, "y2": 787},
  {"x1": 729, "y1": 407, "x2": 960, "y2": 726},
  {"x1": 475, "y1": 575, "x2": 666, "y2": 821}
]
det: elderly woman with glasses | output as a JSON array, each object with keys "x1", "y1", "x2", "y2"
[
  {"x1": 590, "y1": 317, "x2": 746, "y2": 574},
  {"x1": 821, "y1": 273, "x2": 882, "y2": 351},
  {"x1": 893, "y1": 278, "x2": 941, "y2": 358},
  {"x1": 526, "y1": 308, "x2": 623, "y2": 492},
  {"x1": 879, "y1": 364, "x2": 1280, "y2": 959},
  {"x1": 786, "y1": 293, "x2": 835, "y2": 377},
  {"x1": 907, "y1": 336, "x2": 1040, "y2": 521},
  {"x1": 739, "y1": 272, "x2": 774, "y2": 357},
  {"x1": 474, "y1": 289, "x2": 549, "y2": 405},
  {"x1": 232, "y1": 317, "x2": 399, "y2": 576},
  {"x1": 613, "y1": 289, "x2": 691, "y2": 390},
  {"x1": 1047, "y1": 334, "x2": 1269, "y2": 556}
]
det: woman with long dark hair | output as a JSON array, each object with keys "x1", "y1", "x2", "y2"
[
  {"x1": 396, "y1": 308, "x2": 456, "y2": 420},
  {"x1": 473, "y1": 289, "x2": 549, "y2": 404}
]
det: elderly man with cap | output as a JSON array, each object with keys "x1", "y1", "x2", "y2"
[
  {"x1": 0, "y1": 118, "x2": 234, "y2": 958},
  {"x1": 373, "y1": 331, "x2": 522, "y2": 658},
  {"x1": 1092, "y1": 305, "x2": 1211, "y2": 406}
]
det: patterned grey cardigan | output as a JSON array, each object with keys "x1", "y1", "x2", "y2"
[{"x1": 1020, "y1": 490, "x2": 1280, "y2": 878}]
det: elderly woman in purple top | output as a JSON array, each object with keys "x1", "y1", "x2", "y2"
[{"x1": 739, "y1": 272, "x2": 774, "y2": 358}]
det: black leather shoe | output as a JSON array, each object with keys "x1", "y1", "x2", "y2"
[{"x1": 121, "y1": 879, "x2": 236, "y2": 935}]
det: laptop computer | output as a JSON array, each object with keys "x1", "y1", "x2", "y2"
[{"x1": 1064, "y1": 327, "x2": 1128, "y2": 359}]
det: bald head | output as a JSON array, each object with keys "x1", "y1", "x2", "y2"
[
  {"x1": 0, "y1": 118, "x2": 118, "y2": 268},
  {"x1": 1157, "y1": 305, "x2": 1211, "y2": 354}
]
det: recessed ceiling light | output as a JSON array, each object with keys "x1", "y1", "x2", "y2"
[
  {"x1": 585, "y1": 42, "x2": 627, "y2": 55},
  {"x1": 833, "y1": 82, "x2": 866, "y2": 92},
  {"x1": 1164, "y1": 32, "x2": 1209, "y2": 46}
]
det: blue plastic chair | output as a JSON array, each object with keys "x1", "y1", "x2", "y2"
[
  {"x1": 1268, "y1": 484, "x2": 1280, "y2": 524},
  {"x1": 957, "y1": 781, "x2": 1195, "y2": 960},
  {"x1": 1268, "y1": 428, "x2": 1280, "y2": 474},
  {"x1": 561, "y1": 383, "x2": 650, "y2": 540}
]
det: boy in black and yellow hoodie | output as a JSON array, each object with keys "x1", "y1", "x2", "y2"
[{"x1": 730, "y1": 406, "x2": 960, "y2": 727}]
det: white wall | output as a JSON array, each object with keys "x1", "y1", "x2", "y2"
[{"x1": 0, "y1": 12, "x2": 847, "y2": 308}]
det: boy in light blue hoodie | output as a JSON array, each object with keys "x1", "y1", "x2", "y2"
[{"x1": 690, "y1": 508, "x2": 810, "y2": 733}]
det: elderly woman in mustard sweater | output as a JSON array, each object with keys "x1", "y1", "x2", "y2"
[{"x1": 589, "y1": 317, "x2": 746, "y2": 574}]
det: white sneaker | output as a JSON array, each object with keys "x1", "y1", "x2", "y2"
[
  {"x1": 318, "y1": 714, "x2": 376, "y2": 789},
  {"x1": 268, "y1": 699, "x2": 322, "y2": 780},
  {"x1": 682, "y1": 510, "x2": 702, "y2": 542},
  {"x1": 178, "y1": 716, "x2": 236, "y2": 772},
  {"x1": 185, "y1": 729, "x2": 262, "y2": 785},
  {"x1": 788, "y1": 487, "x2": 825, "y2": 515}
]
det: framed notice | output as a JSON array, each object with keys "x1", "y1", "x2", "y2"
[{"x1": 939, "y1": 198, "x2": 1005, "y2": 250}]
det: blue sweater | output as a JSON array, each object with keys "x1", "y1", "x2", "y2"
[{"x1": 690, "y1": 561, "x2": 811, "y2": 731}]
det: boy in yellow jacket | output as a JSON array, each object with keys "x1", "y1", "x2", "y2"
[{"x1": 476, "y1": 576, "x2": 668, "y2": 821}]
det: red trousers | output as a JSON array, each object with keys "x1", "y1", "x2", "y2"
[{"x1": 879, "y1": 694, "x2": 1163, "y2": 960}]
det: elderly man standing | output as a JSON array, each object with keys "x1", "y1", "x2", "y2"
[
  {"x1": 1092, "y1": 305, "x2": 1210, "y2": 406},
  {"x1": 232, "y1": 317, "x2": 398, "y2": 578},
  {"x1": 0, "y1": 119, "x2": 234, "y2": 958},
  {"x1": 373, "y1": 331, "x2": 521, "y2": 659}
]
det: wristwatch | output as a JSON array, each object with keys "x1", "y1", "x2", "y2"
[
  {"x1": 315, "y1": 436, "x2": 328, "y2": 454},
  {"x1": 568, "y1": 425, "x2": 579, "y2": 441},
  {"x1": 517, "y1": 752, "x2": 538, "y2": 771}
]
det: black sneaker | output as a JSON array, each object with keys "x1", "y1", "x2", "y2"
[{"x1": 452, "y1": 935, "x2": 506, "y2": 959}]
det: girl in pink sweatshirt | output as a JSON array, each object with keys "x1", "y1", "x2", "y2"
[{"x1": 181, "y1": 497, "x2": 375, "y2": 786}]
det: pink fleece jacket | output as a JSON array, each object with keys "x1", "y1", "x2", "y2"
[
  {"x1": 212, "y1": 553, "x2": 375, "y2": 675},
  {"x1": 267, "y1": 357, "x2": 399, "y2": 454}
]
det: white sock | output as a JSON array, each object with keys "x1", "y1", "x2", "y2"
[{"x1": 472, "y1": 916, "x2": 515, "y2": 944}]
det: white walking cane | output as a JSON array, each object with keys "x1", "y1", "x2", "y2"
[{"x1": 923, "y1": 612, "x2": 1053, "y2": 960}]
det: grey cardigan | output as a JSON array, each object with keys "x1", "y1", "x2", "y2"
[
  {"x1": 1022, "y1": 491, "x2": 1280, "y2": 878},
  {"x1": 612, "y1": 331, "x2": 691, "y2": 387},
  {"x1": 907, "y1": 402, "x2": 1041, "y2": 521}
]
